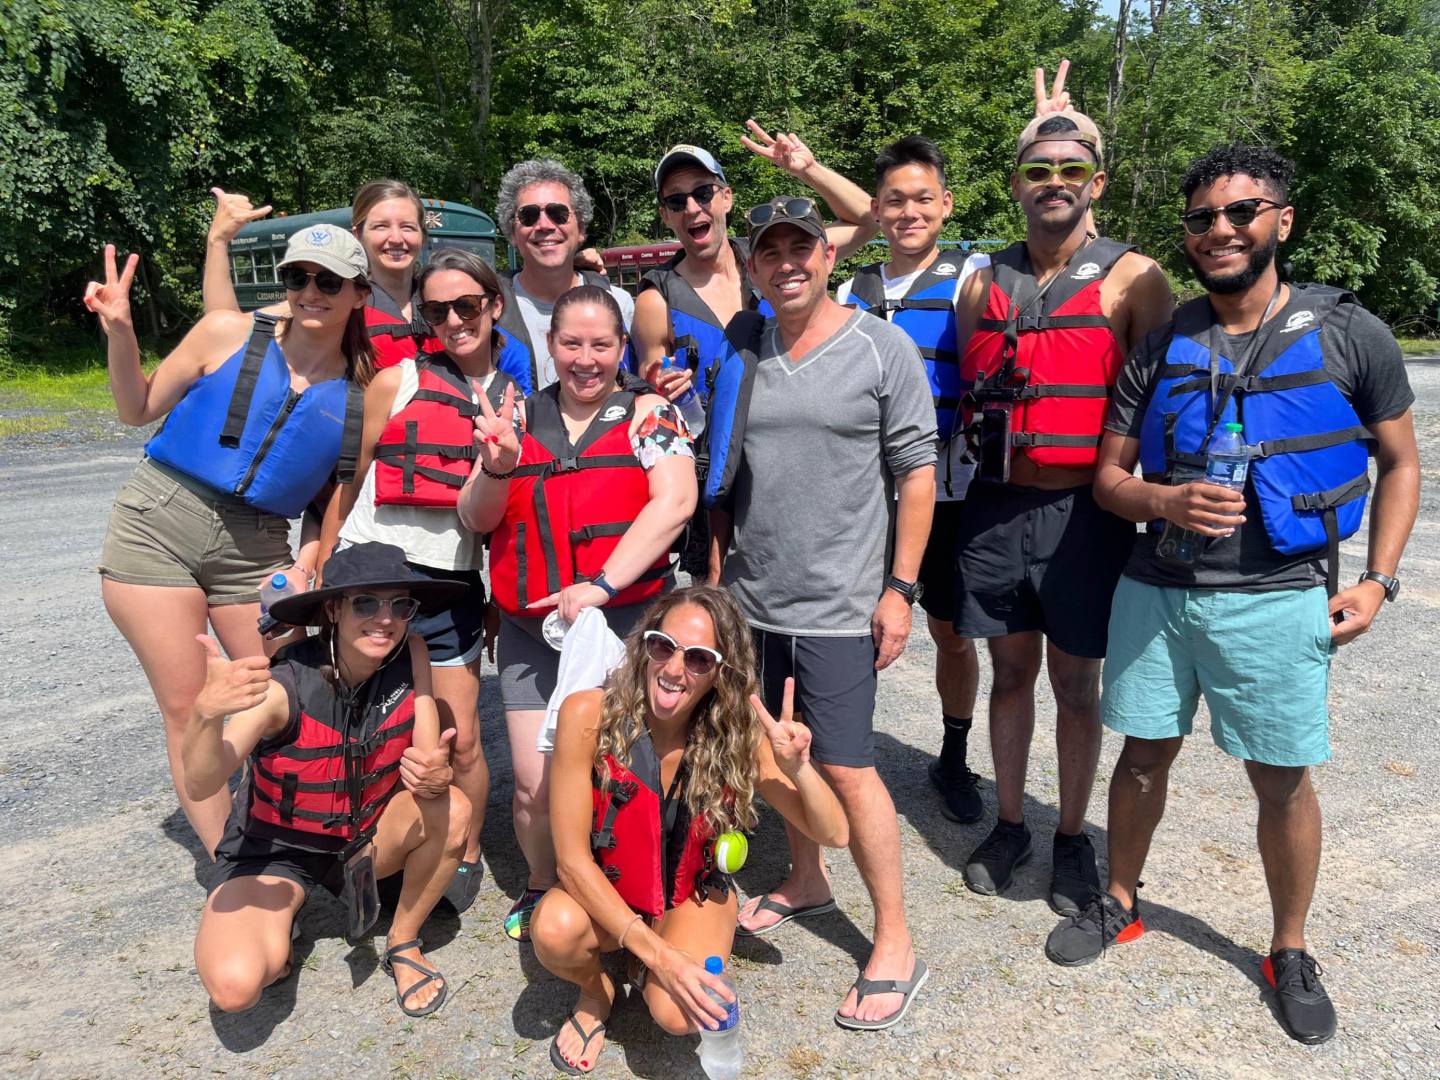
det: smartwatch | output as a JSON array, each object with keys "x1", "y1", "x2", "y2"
[
  {"x1": 589, "y1": 571, "x2": 619, "y2": 600},
  {"x1": 1358, "y1": 571, "x2": 1400, "y2": 602},
  {"x1": 885, "y1": 575, "x2": 924, "y2": 604}
]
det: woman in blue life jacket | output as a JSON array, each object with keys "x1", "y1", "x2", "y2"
[
  {"x1": 183, "y1": 542, "x2": 470, "y2": 1017},
  {"x1": 530, "y1": 586, "x2": 847, "y2": 1075},
  {"x1": 85, "y1": 225, "x2": 374, "y2": 857},
  {"x1": 457, "y1": 285, "x2": 697, "y2": 942},
  {"x1": 321, "y1": 248, "x2": 522, "y2": 912}
]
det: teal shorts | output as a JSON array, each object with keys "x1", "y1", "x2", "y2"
[{"x1": 1101, "y1": 577, "x2": 1334, "y2": 767}]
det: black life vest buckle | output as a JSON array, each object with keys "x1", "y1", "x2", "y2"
[
  {"x1": 612, "y1": 779, "x2": 637, "y2": 804},
  {"x1": 591, "y1": 828, "x2": 616, "y2": 850},
  {"x1": 553, "y1": 456, "x2": 582, "y2": 474}
]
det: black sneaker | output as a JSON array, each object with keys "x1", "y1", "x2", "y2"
[
  {"x1": 1049, "y1": 831, "x2": 1100, "y2": 916},
  {"x1": 927, "y1": 758, "x2": 983, "y2": 823},
  {"x1": 1044, "y1": 888, "x2": 1144, "y2": 966},
  {"x1": 963, "y1": 820, "x2": 1031, "y2": 895},
  {"x1": 1263, "y1": 948, "x2": 1337, "y2": 1044}
]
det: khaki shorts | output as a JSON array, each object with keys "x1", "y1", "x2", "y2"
[{"x1": 98, "y1": 459, "x2": 294, "y2": 605}]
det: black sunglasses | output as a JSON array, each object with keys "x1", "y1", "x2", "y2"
[
  {"x1": 1180, "y1": 198, "x2": 1285, "y2": 236},
  {"x1": 643, "y1": 630, "x2": 724, "y2": 676},
  {"x1": 660, "y1": 183, "x2": 721, "y2": 213},
  {"x1": 348, "y1": 594, "x2": 420, "y2": 621},
  {"x1": 279, "y1": 266, "x2": 347, "y2": 295},
  {"x1": 746, "y1": 197, "x2": 819, "y2": 227},
  {"x1": 516, "y1": 202, "x2": 572, "y2": 228},
  {"x1": 418, "y1": 294, "x2": 493, "y2": 325}
]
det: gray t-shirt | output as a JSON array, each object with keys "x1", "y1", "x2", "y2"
[
  {"x1": 722, "y1": 309, "x2": 938, "y2": 634},
  {"x1": 1106, "y1": 286, "x2": 1414, "y2": 591},
  {"x1": 512, "y1": 274, "x2": 636, "y2": 389}
]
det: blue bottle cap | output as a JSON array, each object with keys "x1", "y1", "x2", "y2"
[
  {"x1": 270, "y1": 573, "x2": 288, "y2": 588},
  {"x1": 704, "y1": 956, "x2": 724, "y2": 975}
]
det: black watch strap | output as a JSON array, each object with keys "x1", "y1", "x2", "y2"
[
  {"x1": 590, "y1": 571, "x2": 619, "y2": 600},
  {"x1": 1359, "y1": 571, "x2": 1400, "y2": 602},
  {"x1": 886, "y1": 575, "x2": 923, "y2": 604}
]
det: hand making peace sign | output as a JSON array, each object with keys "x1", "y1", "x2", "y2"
[
  {"x1": 82, "y1": 244, "x2": 139, "y2": 337},
  {"x1": 1034, "y1": 59, "x2": 1072, "y2": 115},
  {"x1": 741, "y1": 119, "x2": 817, "y2": 177},
  {"x1": 752, "y1": 677, "x2": 811, "y2": 780},
  {"x1": 473, "y1": 381, "x2": 522, "y2": 476}
]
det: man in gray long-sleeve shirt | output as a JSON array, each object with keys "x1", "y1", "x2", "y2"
[{"x1": 710, "y1": 197, "x2": 937, "y2": 1030}]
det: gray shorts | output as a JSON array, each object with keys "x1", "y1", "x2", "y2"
[
  {"x1": 753, "y1": 628, "x2": 878, "y2": 768},
  {"x1": 497, "y1": 605, "x2": 648, "y2": 711}
]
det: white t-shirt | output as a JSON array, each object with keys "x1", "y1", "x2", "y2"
[
  {"x1": 513, "y1": 274, "x2": 636, "y2": 390},
  {"x1": 837, "y1": 251, "x2": 989, "y2": 501}
]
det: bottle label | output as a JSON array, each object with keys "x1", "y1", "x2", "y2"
[
  {"x1": 1205, "y1": 456, "x2": 1249, "y2": 487},
  {"x1": 713, "y1": 998, "x2": 738, "y2": 1031}
]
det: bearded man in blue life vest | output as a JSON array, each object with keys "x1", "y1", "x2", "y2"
[
  {"x1": 1044, "y1": 144, "x2": 1419, "y2": 1046},
  {"x1": 952, "y1": 110, "x2": 1174, "y2": 914}
]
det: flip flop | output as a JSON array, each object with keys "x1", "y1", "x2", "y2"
[
  {"x1": 734, "y1": 893, "x2": 839, "y2": 937},
  {"x1": 380, "y1": 939, "x2": 448, "y2": 1018},
  {"x1": 834, "y1": 957, "x2": 929, "y2": 1031},
  {"x1": 549, "y1": 1015, "x2": 607, "y2": 1075}
]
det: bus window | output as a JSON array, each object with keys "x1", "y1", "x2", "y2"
[
  {"x1": 255, "y1": 248, "x2": 277, "y2": 284},
  {"x1": 231, "y1": 252, "x2": 256, "y2": 286}
]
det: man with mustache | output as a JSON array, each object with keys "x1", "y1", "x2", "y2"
[
  {"x1": 1045, "y1": 144, "x2": 1419, "y2": 1046},
  {"x1": 953, "y1": 111, "x2": 1173, "y2": 915}
]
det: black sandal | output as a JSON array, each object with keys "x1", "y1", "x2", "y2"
[
  {"x1": 380, "y1": 939, "x2": 448, "y2": 1017},
  {"x1": 549, "y1": 1014, "x2": 607, "y2": 1075}
]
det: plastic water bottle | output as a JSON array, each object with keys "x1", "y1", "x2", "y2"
[
  {"x1": 696, "y1": 956, "x2": 743, "y2": 1080},
  {"x1": 541, "y1": 609, "x2": 571, "y2": 651},
  {"x1": 258, "y1": 573, "x2": 297, "y2": 614},
  {"x1": 660, "y1": 355, "x2": 706, "y2": 437},
  {"x1": 1205, "y1": 422, "x2": 1250, "y2": 491}
]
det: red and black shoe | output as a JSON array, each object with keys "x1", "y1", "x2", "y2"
[
  {"x1": 1263, "y1": 948, "x2": 1337, "y2": 1045},
  {"x1": 1044, "y1": 886, "x2": 1144, "y2": 966}
]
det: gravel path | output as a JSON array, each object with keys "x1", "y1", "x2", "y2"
[{"x1": 1, "y1": 365, "x2": 1437, "y2": 1079}]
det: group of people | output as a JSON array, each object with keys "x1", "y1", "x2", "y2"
[{"x1": 83, "y1": 60, "x2": 1418, "y2": 1067}]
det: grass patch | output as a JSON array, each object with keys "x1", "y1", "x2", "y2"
[{"x1": 1397, "y1": 336, "x2": 1440, "y2": 356}]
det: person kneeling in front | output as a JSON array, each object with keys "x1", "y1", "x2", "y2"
[
  {"x1": 530, "y1": 586, "x2": 847, "y2": 1074},
  {"x1": 184, "y1": 542, "x2": 471, "y2": 1017}
]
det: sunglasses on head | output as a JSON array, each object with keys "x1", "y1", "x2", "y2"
[
  {"x1": 279, "y1": 266, "x2": 347, "y2": 295},
  {"x1": 418, "y1": 293, "x2": 493, "y2": 325},
  {"x1": 347, "y1": 594, "x2": 420, "y2": 621},
  {"x1": 660, "y1": 183, "x2": 721, "y2": 213},
  {"x1": 643, "y1": 630, "x2": 724, "y2": 676},
  {"x1": 516, "y1": 203, "x2": 572, "y2": 228},
  {"x1": 1180, "y1": 197, "x2": 1286, "y2": 235},
  {"x1": 746, "y1": 197, "x2": 819, "y2": 227},
  {"x1": 1018, "y1": 160, "x2": 1097, "y2": 186}
]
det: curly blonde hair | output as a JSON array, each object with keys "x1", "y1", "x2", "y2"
[{"x1": 595, "y1": 586, "x2": 761, "y2": 836}]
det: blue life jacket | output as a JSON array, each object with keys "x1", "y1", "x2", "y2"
[
  {"x1": 847, "y1": 259, "x2": 965, "y2": 439},
  {"x1": 639, "y1": 237, "x2": 772, "y2": 402},
  {"x1": 702, "y1": 310, "x2": 766, "y2": 509},
  {"x1": 145, "y1": 314, "x2": 363, "y2": 518},
  {"x1": 1137, "y1": 285, "x2": 1372, "y2": 593},
  {"x1": 495, "y1": 269, "x2": 614, "y2": 395}
]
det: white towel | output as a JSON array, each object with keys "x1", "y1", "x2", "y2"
[{"x1": 538, "y1": 607, "x2": 627, "y2": 753}]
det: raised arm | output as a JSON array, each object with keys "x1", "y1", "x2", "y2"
[
  {"x1": 752, "y1": 678, "x2": 848, "y2": 846},
  {"x1": 182, "y1": 635, "x2": 287, "y2": 801},
  {"x1": 741, "y1": 120, "x2": 878, "y2": 258},
  {"x1": 322, "y1": 366, "x2": 403, "y2": 560},
  {"x1": 203, "y1": 188, "x2": 273, "y2": 314},
  {"x1": 406, "y1": 634, "x2": 441, "y2": 752}
]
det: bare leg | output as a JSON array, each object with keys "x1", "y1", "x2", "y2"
[
  {"x1": 986, "y1": 632, "x2": 1044, "y2": 825},
  {"x1": 531, "y1": 889, "x2": 618, "y2": 1072},
  {"x1": 928, "y1": 615, "x2": 979, "y2": 720},
  {"x1": 504, "y1": 709, "x2": 556, "y2": 890},
  {"x1": 1045, "y1": 642, "x2": 1103, "y2": 835},
  {"x1": 431, "y1": 661, "x2": 487, "y2": 862},
  {"x1": 1105, "y1": 735, "x2": 1185, "y2": 909},
  {"x1": 827, "y1": 764, "x2": 916, "y2": 1025},
  {"x1": 194, "y1": 874, "x2": 305, "y2": 1012},
  {"x1": 1245, "y1": 762, "x2": 1321, "y2": 953},
  {"x1": 644, "y1": 889, "x2": 739, "y2": 1035}
]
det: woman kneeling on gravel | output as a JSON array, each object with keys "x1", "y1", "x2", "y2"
[
  {"x1": 182, "y1": 542, "x2": 469, "y2": 1017},
  {"x1": 530, "y1": 586, "x2": 848, "y2": 1074}
]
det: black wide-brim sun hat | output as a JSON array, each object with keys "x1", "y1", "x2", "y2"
[{"x1": 269, "y1": 542, "x2": 468, "y2": 627}]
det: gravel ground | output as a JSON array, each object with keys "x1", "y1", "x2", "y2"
[{"x1": 1, "y1": 365, "x2": 1437, "y2": 1080}]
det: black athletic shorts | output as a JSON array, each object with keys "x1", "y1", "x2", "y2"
[
  {"x1": 406, "y1": 563, "x2": 487, "y2": 666},
  {"x1": 953, "y1": 483, "x2": 1135, "y2": 659},
  {"x1": 753, "y1": 629, "x2": 878, "y2": 768},
  {"x1": 918, "y1": 501, "x2": 965, "y2": 623},
  {"x1": 209, "y1": 842, "x2": 345, "y2": 898}
]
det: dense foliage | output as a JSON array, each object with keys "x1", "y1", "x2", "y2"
[{"x1": 2, "y1": 0, "x2": 1438, "y2": 359}]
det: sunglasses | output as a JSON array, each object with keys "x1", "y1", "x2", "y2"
[
  {"x1": 279, "y1": 266, "x2": 347, "y2": 295},
  {"x1": 418, "y1": 293, "x2": 493, "y2": 325},
  {"x1": 660, "y1": 183, "x2": 721, "y2": 213},
  {"x1": 643, "y1": 630, "x2": 724, "y2": 676},
  {"x1": 746, "y1": 197, "x2": 819, "y2": 227},
  {"x1": 347, "y1": 594, "x2": 420, "y2": 621},
  {"x1": 1018, "y1": 160, "x2": 1097, "y2": 186},
  {"x1": 1180, "y1": 198, "x2": 1286, "y2": 235},
  {"x1": 516, "y1": 202, "x2": 572, "y2": 228}
]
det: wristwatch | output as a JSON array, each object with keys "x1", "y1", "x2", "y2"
[
  {"x1": 589, "y1": 571, "x2": 619, "y2": 600},
  {"x1": 1358, "y1": 571, "x2": 1400, "y2": 602},
  {"x1": 885, "y1": 575, "x2": 924, "y2": 604}
]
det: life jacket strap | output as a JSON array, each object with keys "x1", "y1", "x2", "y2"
[
  {"x1": 219, "y1": 312, "x2": 283, "y2": 449},
  {"x1": 1165, "y1": 368, "x2": 1333, "y2": 399},
  {"x1": 255, "y1": 758, "x2": 403, "y2": 795},
  {"x1": 571, "y1": 521, "x2": 633, "y2": 543},
  {"x1": 1253, "y1": 425, "x2": 1370, "y2": 459},
  {"x1": 591, "y1": 777, "x2": 636, "y2": 852},
  {"x1": 1019, "y1": 383, "x2": 1111, "y2": 399},
  {"x1": 512, "y1": 453, "x2": 639, "y2": 480},
  {"x1": 1290, "y1": 472, "x2": 1371, "y2": 514},
  {"x1": 1011, "y1": 432, "x2": 1101, "y2": 449},
  {"x1": 977, "y1": 313, "x2": 1113, "y2": 334},
  {"x1": 338, "y1": 381, "x2": 364, "y2": 485},
  {"x1": 408, "y1": 387, "x2": 483, "y2": 417}
]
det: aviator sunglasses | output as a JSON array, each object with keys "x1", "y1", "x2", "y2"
[
  {"x1": 643, "y1": 630, "x2": 724, "y2": 676},
  {"x1": 1180, "y1": 197, "x2": 1286, "y2": 236},
  {"x1": 279, "y1": 266, "x2": 347, "y2": 295},
  {"x1": 660, "y1": 183, "x2": 721, "y2": 213},
  {"x1": 516, "y1": 202, "x2": 572, "y2": 227},
  {"x1": 418, "y1": 293, "x2": 493, "y2": 325},
  {"x1": 746, "y1": 196, "x2": 819, "y2": 227},
  {"x1": 347, "y1": 594, "x2": 421, "y2": 621},
  {"x1": 1018, "y1": 160, "x2": 1097, "y2": 185}
]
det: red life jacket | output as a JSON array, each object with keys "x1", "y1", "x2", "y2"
[
  {"x1": 241, "y1": 637, "x2": 415, "y2": 852},
  {"x1": 372, "y1": 355, "x2": 519, "y2": 508},
  {"x1": 590, "y1": 732, "x2": 722, "y2": 917},
  {"x1": 365, "y1": 303, "x2": 442, "y2": 371},
  {"x1": 488, "y1": 385, "x2": 673, "y2": 615},
  {"x1": 959, "y1": 237, "x2": 1134, "y2": 469}
]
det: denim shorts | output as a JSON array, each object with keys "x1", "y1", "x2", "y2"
[{"x1": 1101, "y1": 577, "x2": 1334, "y2": 767}]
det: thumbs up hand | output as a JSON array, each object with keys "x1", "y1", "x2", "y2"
[
  {"x1": 193, "y1": 635, "x2": 272, "y2": 723},
  {"x1": 400, "y1": 727, "x2": 456, "y2": 798}
]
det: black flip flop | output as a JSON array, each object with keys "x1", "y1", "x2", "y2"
[
  {"x1": 734, "y1": 893, "x2": 839, "y2": 937},
  {"x1": 381, "y1": 939, "x2": 448, "y2": 1017},
  {"x1": 834, "y1": 957, "x2": 930, "y2": 1031},
  {"x1": 549, "y1": 1015, "x2": 607, "y2": 1075}
]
